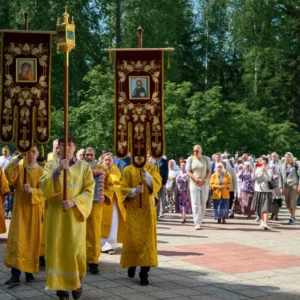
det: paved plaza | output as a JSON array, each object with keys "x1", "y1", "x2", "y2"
[{"x1": 1, "y1": 206, "x2": 300, "y2": 299}]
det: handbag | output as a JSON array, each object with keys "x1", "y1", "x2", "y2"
[{"x1": 268, "y1": 176, "x2": 278, "y2": 190}]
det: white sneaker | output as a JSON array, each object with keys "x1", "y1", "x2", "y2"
[
  {"x1": 195, "y1": 224, "x2": 201, "y2": 230},
  {"x1": 263, "y1": 224, "x2": 269, "y2": 230},
  {"x1": 259, "y1": 221, "x2": 264, "y2": 227}
]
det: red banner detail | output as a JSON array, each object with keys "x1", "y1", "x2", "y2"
[
  {"x1": 0, "y1": 32, "x2": 52, "y2": 152},
  {"x1": 114, "y1": 50, "x2": 165, "y2": 168}
]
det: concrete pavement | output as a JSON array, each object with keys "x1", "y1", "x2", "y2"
[{"x1": 1, "y1": 205, "x2": 300, "y2": 299}]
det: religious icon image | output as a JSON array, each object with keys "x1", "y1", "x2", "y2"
[
  {"x1": 16, "y1": 58, "x2": 37, "y2": 83},
  {"x1": 129, "y1": 76, "x2": 150, "y2": 100}
]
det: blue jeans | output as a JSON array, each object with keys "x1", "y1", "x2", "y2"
[{"x1": 4, "y1": 193, "x2": 14, "y2": 213}]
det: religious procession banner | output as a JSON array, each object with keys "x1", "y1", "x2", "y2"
[
  {"x1": 114, "y1": 50, "x2": 165, "y2": 168},
  {"x1": 0, "y1": 31, "x2": 52, "y2": 152}
]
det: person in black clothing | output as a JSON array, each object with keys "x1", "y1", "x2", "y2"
[{"x1": 156, "y1": 156, "x2": 168, "y2": 218}]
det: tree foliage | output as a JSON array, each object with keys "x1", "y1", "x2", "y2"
[{"x1": 0, "y1": 0, "x2": 299, "y2": 158}]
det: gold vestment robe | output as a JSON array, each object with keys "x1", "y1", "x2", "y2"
[
  {"x1": 4, "y1": 158, "x2": 45, "y2": 273},
  {"x1": 40, "y1": 159, "x2": 94, "y2": 290},
  {"x1": 101, "y1": 164, "x2": 126, "y2": 243},
  {"x1": 86, "y1": 164, "x2": 113, "y2": 264},
  {"x1": 120, "y1": 164, "x2": 161, "y2": 268},
  {"x1": 0, "y1": 168, "x2": 10, "y2": 233}
]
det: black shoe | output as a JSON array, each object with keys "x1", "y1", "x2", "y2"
[
  {"x1": 5, "y1": 276, "x2": 20, "y2": 285},
  {"x1": 39, "y1": 256, "x2": 46, "y2": 267},
  {"x1": 72, "y1": 286, "x2": 82, "y2": 300},
  {"x1": 229, "y1": 214, "x2": 234, "y2": 219},
  {"x1": 139, "y1": 272, "x2": 149, "y2": 286},
  {"x1": 88, "y1": 263, "x2": 99, "y2": 274},
  {"x1": 56, "y1": 290, "x2": 69, "y2": 299},
  {"x1": 127, "y1": 267, "x2": 136, "y2": 278},
  {"x1": 270, "y1": 213, "x2": 274, "y2": 220},
  {"x1": 25, "y1": 273, "x2": 35, "y2": 283}
]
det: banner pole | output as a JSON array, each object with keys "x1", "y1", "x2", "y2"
[
  {"x1": 24, "y1": 12, "x2": 29, "y2": 31},
  {"x1": 138, "y1": 26, "x2": 143, "y2": 208},
  {"x1": 23, "y1": 12, "x2": 29, "y2": 184},
  {"x1": 63, "y1": 51, "x2": 69, "y2": 207}
]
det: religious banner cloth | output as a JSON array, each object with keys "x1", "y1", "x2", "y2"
[
  {"x1": 0, "y1": 31, "x2": 52, "y2": 152},
  {"x1": 114, "y1": 50, "x2": 165, "y2": 169}
]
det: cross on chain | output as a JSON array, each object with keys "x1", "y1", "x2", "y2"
[
  {"x1": 152, "y1": 130, "x2": 161, "y2": 144},
  {"x1": 21, "y1": 126, "x2": 29, "y2": 141},
  {"x1": 118, "y1": 129, "x2": 127, "y2": 143},
  {"x1": 3, "y1": 113, "x2": 12, "y2": 126},
  {"x1": 134, "y1": 142, "x2": 144, "y2": 155}
]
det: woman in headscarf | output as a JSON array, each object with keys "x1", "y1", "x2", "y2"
[
  {"x1": 165, "y1": 159, "x2": 179, "y2": 213},
  {"x1": 174, "y1": 160, "x2": 190, "y2": 223},
  {"x1": 251, "y1": 156, "x2": 273, "y2": 230},
  {"x1": 238, "y1": 162, "x2": 255, "y2": 218},
  {"x1": 222, "y1": 159, "x2": 237, "y2": 218},
  {"x1": 210, "y1": 163, "x2": 231, "y2": 223},
  {"x1": 269, "y1": 162, "x2": 282, "y2": 221},
  {"x1": 279, "y1": 152, "x2": 300, "y2": 224}
]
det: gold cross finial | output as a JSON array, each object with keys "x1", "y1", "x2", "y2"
[{"x1": 64, "y1": 4, "x2": 68, "y2": 14}]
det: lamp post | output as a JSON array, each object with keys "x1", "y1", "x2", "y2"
[{"x1": 56, "y1": 5, "x2": 76, "y2": 203}]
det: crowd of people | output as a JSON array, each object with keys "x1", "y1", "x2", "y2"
[
  {"x1": 0, "y1": 138, "x2": 161, "y2": 300},
  {"x1": 0, "y1": 140, "x2": 299, "y2": 300},
  {"x1": 154, "y1": 146, "x2": 300, "y2": 231}
]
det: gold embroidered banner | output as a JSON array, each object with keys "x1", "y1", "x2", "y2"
[
  {"x1": 114, "y1": 50, "x2": 165, "y2": 168},
  {"x1": 0, "y1": 31, "x2": 52, "y2": 152}
]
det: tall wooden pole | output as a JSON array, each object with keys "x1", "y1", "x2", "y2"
[
  {"x1": 23, "y1": 12, "x2": 29, "y2": 184},
  {"x1": 138, "y1": 26, "x2": 143, "y2": 48},
  {"x1": 138, "y1": 26, "x2": 143, "y2": 208},
  {"x1": 24, "y1": 13, "x2": 29, "y2": 31},
  {"x1": 63, "y1": 52, "x2": 69, "y2": 202},
  {"x1": 116, "y1": 0, "x2": 121, "y2": 48}
]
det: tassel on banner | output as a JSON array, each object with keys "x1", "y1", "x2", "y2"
[
  {"x1": 41, "y1": 145, "x2": 45, "y2": 157},
  {"x1": 167, "y1": 51, "x2": 171, "y2": 69},
  {"x1": 109, "y1": 51, "x2": 113, "y2": 64}
]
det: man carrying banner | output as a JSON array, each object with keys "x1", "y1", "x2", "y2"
[
  {"x1": 120, "y1": 163, "x2": 161, "y2": 286},
  {"x1": 40, "y1": 136, "x2": 94, "y2": 300},
  {"x1": 4, "y1": 145, "x2": 45, "y2": 285}
]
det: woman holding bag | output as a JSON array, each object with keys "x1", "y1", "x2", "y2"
[
  {"x1": 279, "y1": 152, "x2": 300, "y2": 224},
  {"x1": 210, "y1": 163, "x2": 231, "y2": 224}
]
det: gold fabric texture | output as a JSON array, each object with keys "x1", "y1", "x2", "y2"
[
  {"x1": 86, "y1": 202, "x2": 103, "y2": 263},
  {"x1": 120, "y1": 164, "x2": 161, "y2": 268},
  {"x1": 0, "y1": 168, "x2": 11, "y2": 233},
  {"x1": 101, "y1": 165, "x2": 126, "y2": 243},
  {"x1": 4, "y1": 158, "x2": 45, "y2": 273},
  {"x1": 40, "y1": 159, "x2": 94, "y2": 291}
]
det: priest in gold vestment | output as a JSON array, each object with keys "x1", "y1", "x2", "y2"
[
  {"x1": 120, "y1": 163, "x2": 161, "y2": 286},
  {"x1": 0, "y1": 167, "x2": 11, "y2": 234},
  {"x1": 4, "y1": 145, "x2": 45, "y2": 285},
  {"x1": 101, "y1": 153, "x2": 126, "y2": 254},
  {"x1": 40, "y1": 136, "x2": 94, "y2": 300}
]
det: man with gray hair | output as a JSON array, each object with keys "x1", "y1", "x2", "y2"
[{"x1": 47, "y1": 139, "x2": 60, "y2": 161}]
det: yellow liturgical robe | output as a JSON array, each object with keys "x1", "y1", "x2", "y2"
[
  {"x1": 40, "y1": 159, "x2": 94, "y2": 291},
  {"x1": 4, "y1": 158, "x2": 45, "y2": 273},
  {"x1": 120, "y1": 164, "x2": 161, "y2": 268},
  {"x1": 86, "y1": 164, "x2": 113, "y2": 264},
  {"x1": 0, "y1": 168, "x2": 10, "y2": 234},
  {"x1": 101, "y1": 164, "x2": 126, "y2": 243}
]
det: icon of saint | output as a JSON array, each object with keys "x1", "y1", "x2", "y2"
[
  {"x1": 132, "y1": 79, "x2": 147, "y2": 98},
  {"x1": 18, "y1": 62, "x2": 34, "y2": 81}
]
